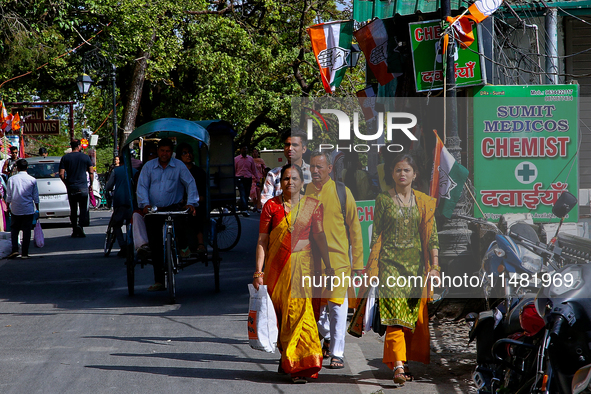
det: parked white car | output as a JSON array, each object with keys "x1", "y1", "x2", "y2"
[{"x1": 25, "y1": 156, "x2": 70, "y2": 218}]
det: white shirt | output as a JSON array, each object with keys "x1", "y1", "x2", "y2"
[{"x1": 6, "y1": 171, "x2": 39, "y2": 215}]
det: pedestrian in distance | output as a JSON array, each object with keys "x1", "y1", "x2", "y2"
[
  {"x1": 304, "y1": 150, "x2": 364, "y2": 370},
  {"x1": 38, "y1": 147, "x2": 48, "y2": 157},
  {"x1": 176, "y1": 142, "x2": 207, "y2": 255},
  {"x1": 59, "y1": 139, "x2": 94, "y2": 238},
  {"x1": 261, "y1": 130, "x2": 312, "y2": 207},
  {"x1": 3, "y1": 146, "x2": 19, "y2": 178},
  {"x1": 136, "y1": 138, "x2": 198, "y2": 292},
  {"x1": 253, "y1": 164, "x2": 333, "y2": 384},
  {"x1": 234, "y1": 145, "x2": 257, "y2": 216},
  {"x1": 371, "y1": 153, "x2": 440, "y2": 385},
  {"x1": 6, "y1": 159, "x2": 39, "y2": 259}
]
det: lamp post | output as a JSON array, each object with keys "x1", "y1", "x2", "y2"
[
  {"x1": 76, "y1": 73, "x2": 93, "y2": 97},
  {"x1": 78, "y1": 49, "x2": 119, "y2": 160}
]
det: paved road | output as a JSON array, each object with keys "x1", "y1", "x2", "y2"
[{"x1": 0, "y1": 210, "x2": 477, "y2": 394}]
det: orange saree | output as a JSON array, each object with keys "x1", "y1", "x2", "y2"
[{"x1": 261, "y1": 196, "x2": 324, "y2": 378}]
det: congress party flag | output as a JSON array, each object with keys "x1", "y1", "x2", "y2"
[
  {"x1": 307, "y1": 20, "x2": 354, "y2": 94},
  {"x1": 430, "y1": 130, "x2": 469, "y2": 218},
  {"x1": 356, "y1": 85, "x2": 377, "y2": 122},
  {"x1": 354, "y1": 19, "x2": 396, "y2": 86},
  {"x1": 447, "y1": 0, "x2": 503, "y2": 47}
]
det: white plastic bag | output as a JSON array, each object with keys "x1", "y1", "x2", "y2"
[
  {"x1": 247, "y1": 284, "x2": 278, "y2": 353},
  {"x1": 132, "y1": 212, "x2": 149, "y2": 250},
  {"x1": 34, "y1": 222, "x2": 44, "y2": 248},
  {"x1": 364, "y1": 286, "x2": 377, "y2": 332}
]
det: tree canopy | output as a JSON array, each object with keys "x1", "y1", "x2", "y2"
[{"x1": 0, "y1": 0, "x2": 364, "y2": 166}]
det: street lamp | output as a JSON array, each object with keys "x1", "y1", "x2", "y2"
[
  {"x1": 78, "y1": 51, "x2": 119, "y2": 159},
  {"x1": 76, "y1": 73, "x2": 93, "y2": 97}
]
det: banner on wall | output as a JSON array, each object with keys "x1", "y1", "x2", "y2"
[{"x1": 472, "y1": 85, "x2": 579, "y2": 222}]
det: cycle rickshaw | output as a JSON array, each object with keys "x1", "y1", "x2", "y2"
[{"x1": 118, "y1": 118, "x2": 242, "y2": 303}]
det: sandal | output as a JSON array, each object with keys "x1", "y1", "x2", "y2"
[
  {"x1": 322, "y1": 340, "x2": 330, "y2": 359},
  {"x1": 291, "y1": 377, "x2": 307, "y2": 384},
  {"x1": 393, "y1": 365, "x2": 406, "y2": 385},
  {"x1": 404, "y1": 364, "x2": 414, "y2": 381},
  {"x1": 329, "y1": 356, "x2": 344, "y2": 369}
]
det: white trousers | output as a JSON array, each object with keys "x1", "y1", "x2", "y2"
[{"x1": 317, "y1": 295, "x2": 348, "y2": 359}]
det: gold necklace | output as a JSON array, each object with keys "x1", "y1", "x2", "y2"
[
  {"x1": 282, "y1": 195, "x2": 301, "y2": 232},
  {"x1": 394, "y1": 189, "x2": 413, "y2": 225}
]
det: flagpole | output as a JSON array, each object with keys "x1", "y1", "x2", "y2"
[{"x1": 438, "y1": 0, "x2": 474, "y2": 296}]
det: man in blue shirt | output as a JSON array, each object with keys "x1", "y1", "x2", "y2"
[
  {"x1": 105, "y1": 157, "x2": 138, "y2": 257},
  {"x1": 6, "y1": 159, "x2": 39, "y2": 259},
  {"x1": 137, "y1": 138, "x2": 198, "y2": 291}
]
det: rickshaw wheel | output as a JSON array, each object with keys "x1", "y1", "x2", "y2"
[
  {"x1": 125, "y1": 222, "x2": 135, "y2": 296},
  {"x1": 210, "y1": 213, "x2": 241, "y2": 251},
  {"x1": 166, "y1": 232, "x2": 176, "y2": 304},
  {"x1": 213, "y1": 246, "x2": 221, "y2": 293},
  {"x1": 126, "y1": 254, "x2": 135, "y2": 296},
  {"x1": 104, "y1": 221, "x2": 116, "y2": 257}
]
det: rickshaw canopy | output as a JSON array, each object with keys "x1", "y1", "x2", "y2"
[{"x1": 123, "y1": 118, "x2": 210, "y2": 147}]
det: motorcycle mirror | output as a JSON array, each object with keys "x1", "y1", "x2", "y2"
[
  {"x1": 572, "y1": 364, "x2": 591, "y2": 394},
  {"x1": 552, "y1": 191, "x2": 577, "y2": 218}
]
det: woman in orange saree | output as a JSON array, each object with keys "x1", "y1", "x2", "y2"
[{"x1": 252, "y1": 164, "x2": 333, "y2": 384}]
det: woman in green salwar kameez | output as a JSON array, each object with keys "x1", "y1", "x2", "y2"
[{"x1": 371, "y1": 154, "x2": 441, "y2": 385}]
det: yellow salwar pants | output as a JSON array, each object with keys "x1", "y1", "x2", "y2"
[{"x1": 382, "y1": 297, "x2": 430, "y2": 369}]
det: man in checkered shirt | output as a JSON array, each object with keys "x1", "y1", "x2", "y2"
[{"x1": 260, "y1": 130, "x2": 311, "y2": 206}]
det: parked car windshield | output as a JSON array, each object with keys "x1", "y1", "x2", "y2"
[{"x1": 27, "y1": 162, "x2": 60, "y2": 179}]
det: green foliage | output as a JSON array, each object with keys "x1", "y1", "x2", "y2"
[{"x1": 0, "y1": 0, "x2": 360, "y2": 154}]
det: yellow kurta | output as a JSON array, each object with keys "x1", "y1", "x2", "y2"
[{"x1": 305, "y1": 179, "x2": 364, "y2": 304}]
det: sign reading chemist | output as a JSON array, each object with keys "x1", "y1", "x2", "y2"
[{"x1": 472, "y1": 85, "x2": 578, "y2": 222}]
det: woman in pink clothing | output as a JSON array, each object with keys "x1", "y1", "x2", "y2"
[{"x1": 250, "y1": 148, "x2": 266, "y2": 212}]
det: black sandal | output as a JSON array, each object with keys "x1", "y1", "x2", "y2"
[
  {"x1": 292, "y1": 377, "x2": 307, "y2": 384},
  {"x1": 329, "y1": 356, "x2": 344, "y2": 369},
  {"x1": 322, "y1": 339, "x2": 330, "y2": 359}
]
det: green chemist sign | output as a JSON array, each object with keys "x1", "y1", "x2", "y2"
[
  {"x1": 409, "y1": 20, "x2": 486, "y2": 92},
  {"x1": 472, "y1": 85, "x2": 579, "y2": 222}
]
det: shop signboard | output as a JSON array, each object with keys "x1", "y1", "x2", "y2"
[
  {"x1": 409, "y1": 19, "x2": 486, "y2": 92},
  {"x1": 472, "y1": 85, "x2": 579, "y2": 222}
]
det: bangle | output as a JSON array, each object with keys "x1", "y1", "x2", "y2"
[
  {"x1": 431, "y1": 265, "x2": 441, "y2": 272},
  {"x1": 253, "y1": 271, "x2": 264, "y2": 279}
]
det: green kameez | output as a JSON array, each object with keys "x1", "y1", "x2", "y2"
[{"x1": 371, "y1": 191, "x2": 439, "y2": 330}]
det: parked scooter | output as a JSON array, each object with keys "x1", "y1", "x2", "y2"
[{"x1": 461, "y1": 191, "x2": 579, "y2": 393}]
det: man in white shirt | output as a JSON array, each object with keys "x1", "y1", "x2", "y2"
[
  {"x1": 260, "y1": 131, "x2": 312, "y2": 206},
  {"x1": 6, "y1": 159, "x2": 39, "y2": 259}
]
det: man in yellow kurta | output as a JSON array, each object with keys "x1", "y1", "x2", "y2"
[{"x1": 305, "y1": 150, "x2": 364, "y2": 369}]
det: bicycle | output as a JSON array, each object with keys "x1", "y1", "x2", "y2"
[
  {"x1": 104, "y1": 213, "x2": 131, "y2": 257},
  {"x1": 145, "y1": 208, "x2": 190, "y2": 303}
]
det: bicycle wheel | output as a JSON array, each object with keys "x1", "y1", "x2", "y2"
[
  {"x1": 166, "y1": 231, "x2": 176, "y2": 304},
  {"x1": 104, "y1": 221, "x2": 115, "y2": 256},
  {"x1": 126, "y1": 254, "x2": 135, "y2": 296},
  {"x1": 210, "y1": 214, "x2": 241, "y2": 251}
]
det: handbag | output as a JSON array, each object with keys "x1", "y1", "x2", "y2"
[
  {"x1": 247, "y1": 284, "x2": 278, "y2": 353},
  {"x1": 34, "y1": 222, "x2": 44, "y2": 248},
  {"x1": 372, "y1": 297, "x2": 387, "y2": 336}
]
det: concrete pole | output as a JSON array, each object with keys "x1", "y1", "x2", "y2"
[{"x1": 545, "y1": 7, "x2": 559, "y2": 84}]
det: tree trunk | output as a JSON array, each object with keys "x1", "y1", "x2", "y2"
[{"x1": 120, "y1": 32, "x2": 156, "y2": 146}]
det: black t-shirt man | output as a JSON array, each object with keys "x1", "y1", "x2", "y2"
[
  {"x1": 58, "y1": 140, "x2": 94, "y2": 237},
  {"x1": 59, "y1": 152, "x2": 93, "y2": 192}
]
